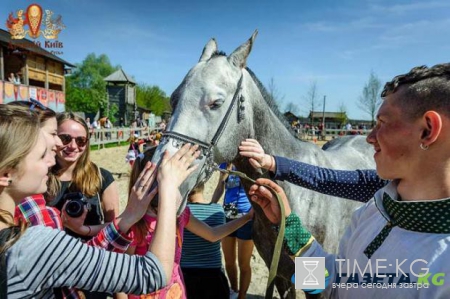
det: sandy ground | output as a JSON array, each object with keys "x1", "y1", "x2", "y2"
[{"x1": 90, "y1": 141, "x2": 326, "y2": 298}]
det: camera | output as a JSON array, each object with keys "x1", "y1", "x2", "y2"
[{"x1": 63, "y1": 192, "x2": 90, "y2": 218}]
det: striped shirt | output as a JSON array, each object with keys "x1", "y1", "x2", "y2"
[
  {"x1": 6, "y1": 226, "x2": 166, "y2": 299},
  {"x1": 180, "y1": 203, "x2": 225, "y2": 269}
]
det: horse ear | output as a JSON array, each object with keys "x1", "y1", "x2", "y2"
[
  {"x1": 228, "y1": 30, "x2": 258, "y2": 69},
  {"x1": 199, "y1": 38, "x2": 218, "y2": 62}
]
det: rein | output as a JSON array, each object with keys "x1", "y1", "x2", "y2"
[{"x1": 215, "y1": 167, "x2": 285, "y2": 299}]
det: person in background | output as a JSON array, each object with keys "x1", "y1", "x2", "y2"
[
  {"x1": 86, "y1": 117, "x2": 93, "y2": 139},
  {"x1": 7, "y1": 72, "x2": 15, "y2": 83},
  {"x1": 159, "y1": 120, "x2": 167, "y2": 131},
  {"x1": 104, "y1": 117, "x2": 112, "y2": 140},
  {"x1": 14, "y1": 73, "x2": 21, "y2": 84},
  {"x1": 126, "y1": 134, "x2": 143, "y2": 166},
  {"x1": 131, "y1": 119, "x2": 138, "y2": 136},
  {"x1": 180, "y1": 183, "x2": 230, "y2": 299},
  {"x1": 213, "y1": 163, "x2": 254, "y2": 299},
  {"x1": 91, "y1": 118, "x2": 99, "y2": 141},
  {"x1": 46, "y1": 113, "x2": 119, "y2": 240},
  {"x1": 45, "y1": 113, "x2": 120, "y2": 299}
]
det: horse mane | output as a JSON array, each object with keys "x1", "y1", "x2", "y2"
[{"x1": 245, "y1": 67, "x2": 297, "y2": 137}]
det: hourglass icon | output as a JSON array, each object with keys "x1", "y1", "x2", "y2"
[{"x1": 302, "y1": 260, "x2": 319, "y2": 286}]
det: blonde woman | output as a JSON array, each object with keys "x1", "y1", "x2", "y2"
[{"x1": 46, "y1": 112, "x2": 119, "y2": 241}]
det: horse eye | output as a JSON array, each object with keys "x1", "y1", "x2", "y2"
[{"x1": 209, "y1": 100, "x2": 223, "y2": 110}]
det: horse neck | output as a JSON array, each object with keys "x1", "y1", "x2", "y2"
[{"x1": 233, "y1": 74, "x2": 326, "y2": 176}]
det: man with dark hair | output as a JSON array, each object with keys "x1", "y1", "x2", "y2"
[{"x1": 248, "y1": 63, "x2": 450, "y2": 298}]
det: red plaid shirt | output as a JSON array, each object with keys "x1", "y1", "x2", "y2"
[
  {"x1": 15, "y1": 194, "x2": 63, "y2": 229},
  {"x1": 14, "y1": 195, "x2": 132, "y2": 298}
]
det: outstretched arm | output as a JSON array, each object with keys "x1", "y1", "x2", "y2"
[
  {"x1": 185, "y1": 210, "x2": 253, "y2": 242},
  {"x1": 240, "y1": 139, "x2": 387, "y2": 202}
]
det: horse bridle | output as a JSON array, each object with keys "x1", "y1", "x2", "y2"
[{"x1": 160, "y1": 74, "x2": 245, "y2": 187}]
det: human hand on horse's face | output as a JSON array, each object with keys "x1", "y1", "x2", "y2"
[
  {"x1": 123, "y1": 161, "x2": 159, "y2": 223},
  {"x1": 239, "y1": 139, "x2": 275, "y2": 172},
  {"x1": 157, "y1": 143, "x2": 200, "y2": 189},
  {"x1": 249, "y1": 178, "x2": 291, "y2": 224}
]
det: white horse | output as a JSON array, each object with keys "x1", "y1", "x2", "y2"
[{"x1": 151, "y1": 31, "x2": 375, "y2": 298}]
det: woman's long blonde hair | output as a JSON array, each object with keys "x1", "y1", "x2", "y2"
[
  {"x1": 47, "y1": 112, "x2": 102, "y2": 199},
  {"x1": 0, "y1": 105, "x2": 41, "y2": 253}
]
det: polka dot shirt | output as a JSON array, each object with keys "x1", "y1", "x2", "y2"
[{"x1": 271, "y1": 156, "x2": 388, "y2": 203}]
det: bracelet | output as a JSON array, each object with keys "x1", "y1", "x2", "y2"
[{"x1": 85, "y1": 225, "x2": 91, "y2": 236}]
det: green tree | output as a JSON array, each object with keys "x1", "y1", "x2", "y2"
[
  {"x1": 358, "y1": 71, "x2": 382, "y2": 126},
  {"x1": 65, "y1": 53, "x2": 119, "y2": 113},
  {"x1": 136, "y1": 84, "x2": 171, "y2": 116},
  {"x1": 106, "y1": 103, "x2": 119, "y2": 124}
]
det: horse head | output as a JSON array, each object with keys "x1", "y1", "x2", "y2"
[{"x1": 151, "y1": 31, "x2": 260, "y2": 215}]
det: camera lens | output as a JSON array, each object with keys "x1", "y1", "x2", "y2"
[{"x1": 65, "y1": 200, "x2": 84, "y2": 218}]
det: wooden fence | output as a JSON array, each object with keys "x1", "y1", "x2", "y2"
[
  {"x1": 89, "y1": 127, "x2": 162, "y2": 149},
  {"x1": 89, "y1": 127, "x2": 372, "y2": 149},
  {"x1": 298, "y1": 128, "x2": 372, "y2": 141}
]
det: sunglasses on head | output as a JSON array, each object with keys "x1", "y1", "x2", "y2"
[
  {"x1": 58, "y1": 134, "x2": 88, "y2": 147},
  {"x1": 29, "y1": 98, "x2": 48, "y2": 111}
]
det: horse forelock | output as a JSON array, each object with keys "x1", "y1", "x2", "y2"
[{"x1": 211, "y1": 50, "x2": 227, "y2": 58}]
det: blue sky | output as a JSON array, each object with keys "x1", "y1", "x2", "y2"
[{"x1": 3, "y1": 0, "x2": 450, "y2": 120}]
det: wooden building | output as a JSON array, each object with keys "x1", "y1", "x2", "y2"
[
  {"x1": 104, "y1": 68, "x2": 136, "y2": 126},
  {"x1": 0, "y1": 28, "x2": 73, "y2": 111},
  {"x1": 283, "y1": 111, "x2": 299, "y2": 124},
  {"x1": 307, "y1": 111, "x2": 348, "y2": 129}
]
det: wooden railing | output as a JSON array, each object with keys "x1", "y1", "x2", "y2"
[
  {"x1": 89, "y1": 127, "x2": 372, "y2": 149},
  {"x1": 297, "y1": 128, "x2": 372, "y2": 141},
  {"x1": 89, "y1": 127, "x2": 163, "y2": 149}
]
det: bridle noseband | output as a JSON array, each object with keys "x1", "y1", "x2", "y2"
[{"x1": 160, "y1": 74, "x2": 245, "y2": 187}]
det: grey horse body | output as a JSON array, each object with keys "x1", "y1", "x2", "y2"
[{"x1": 152, "y1": 32, "x2": 375, "y2": 298}]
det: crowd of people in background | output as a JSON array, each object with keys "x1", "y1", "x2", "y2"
[{"x1": 291, "y1": 120, "x2": 372, "y2": 140}]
